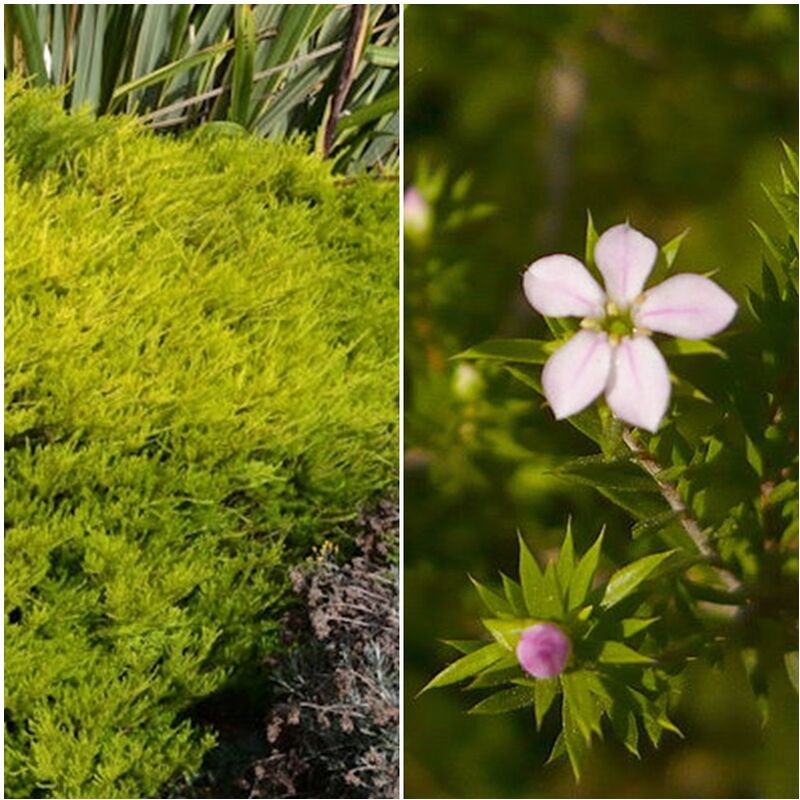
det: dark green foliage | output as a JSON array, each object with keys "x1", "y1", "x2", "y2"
[
  {"x1": 405, "y1": 8, "x2": 797, "y2": 797},
  {"x1": 424, "y1": 531, "x2": 683, "y2": 781},
  {"x1": 4, "y1": 81, "x2": 397, "y2": 798}
]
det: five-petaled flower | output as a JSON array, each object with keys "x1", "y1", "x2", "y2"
[
  {"x1": 523, "y1": 223, "x2": 737, "y2": 432},
  {"x1": 516, "y1": 623, "x2": 571, "y2": 678}
]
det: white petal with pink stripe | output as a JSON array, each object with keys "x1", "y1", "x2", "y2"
[
  {"x1": 523, "y1": 254, "x2": 606, "y2": 319},
  {"x1": 594, "y1": 223, "x2": 658, "y2": 307},
  {"x1": 541, "y1": 330, "x2": 613, "y2": 419},
  {"x1": 606, "y1": 336, "x2": 671, "y2": 433},
  {"x1": 635, "y1": 273, "x2": 738, "y2": 340}
]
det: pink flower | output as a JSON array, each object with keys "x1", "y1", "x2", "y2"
[
  {"x1": 516, "y1": 623, "x2": 571, "y2": 678},
  {"x1": 523, "y1": 223, "x2": 737, "y2": 432}
]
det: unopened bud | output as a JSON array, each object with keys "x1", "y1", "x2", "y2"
[
  {"x1": 516, "y1": 623, "x2": 571, "y2": 678},
  {"x1": 404, "y1": 187, "x2": 432, "y2": 237}
]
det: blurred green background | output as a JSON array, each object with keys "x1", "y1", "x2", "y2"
[{"x1": 403, "y1": 5, "x2": 798, "y2": 798}]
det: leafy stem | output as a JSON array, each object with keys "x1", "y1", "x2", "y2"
[{"x1": 622, "y1": 428, "x2": 744, "y2": 594}]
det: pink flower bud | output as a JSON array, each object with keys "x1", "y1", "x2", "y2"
[
  {"x1": 404, "y1": 187, "x2": 431, "y2": 236},
  {"x1": 516, "y1": 623, "x2": 571, "y2": 678}
]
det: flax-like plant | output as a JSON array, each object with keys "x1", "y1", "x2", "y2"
[{"x1": 4, "y1": 3, "x2": 398, "y2": 172}]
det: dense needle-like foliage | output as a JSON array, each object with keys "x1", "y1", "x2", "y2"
[{"x1": 4, "y1": 80, "x2": 398, "y2": 798}]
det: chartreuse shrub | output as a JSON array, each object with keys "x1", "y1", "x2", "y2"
[
  {"x1": 5, "y1": 79, "x2": 397, "y2": 798},
  {"x1": 425, "y1": 146, "x2": 797, "y2": 780}
]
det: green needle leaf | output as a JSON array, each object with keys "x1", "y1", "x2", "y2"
[
  {"x1": 482, "y1": 617, "x2": 539, "y2": 651},
  {"x1": 518, "y1": 533, "x2": 545, "y2": 616},
  {"x1": 597, "y1": 641, "x2": 654, "y2": 664},
  {"x1": 568, "y1": 527, "x2": 604, "y2": 610},
  {"x1": 611, "y1": 707, "x2": 641, "y2": 757},
  {"x1": 541, "y1": 561, "x2": 564, "y2": 618},
  {"x1": 335, "y1": 87, "x2": 399, "y2": 132},
  {"x1": 466, "y1": 656, "x2": 520, "y2": 689},
  {"x1": 585, "y1": 209, "x2": 599, "y2": 270},
  {"x1": 455, "y1": 338, "x2": 555, "y2": 364},
  {"x1": 501, "y1": 573, "x2": 527, "y2": 617},
  {"x1": 468, "y1": 686, "x2": 535, "y2": 715},
  {"x1": 420, "y1": 642, "x2": 507, "y2": 693},
  {"x1": 659, "y1": 338, "x2": 725, "y2": 358},
  {"x1": 556, "y1": 519, "x2": 575, "y2": 594},
  {"x1": 363, "y1": 44, "x2": 399, "y2": 67},
  {"x1": 441, "y1": 639, "x2": 484, "y2": 655},
  {"x1": 534, "y1": 677, "x2": 560, "y2": 730},
  {"x1": 561, "y1": 670, "x2": 601, "y2": 743},
  {"x1": 601, "y1": 550, "x2": 677, "y2": 609},
  {"x1": 562, "y1": 692, "x2": 588, "y2": 781},
  {"x1": 554, "y1": 455, "x2": 660, "y2": 492},
  {"x1": 469, "y1": 575, "x2": 513, "y2": 617},
  {"x1": 545, "y1": 731, "x2": 566, "y2": 765},
  {"x1": 661, "y1": 228, "x2": 690, "y2": 270}
]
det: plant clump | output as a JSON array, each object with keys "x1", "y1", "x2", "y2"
[{"x1": 4, "y1": 79, "x2": 397, "y2": 799}]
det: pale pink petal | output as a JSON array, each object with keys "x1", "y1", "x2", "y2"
[
  {"x1": 594, "y1": 223, "x2": 658, "y2": 306},
  {"x1": 542, "y1": 330, "x2": 613, "y2": 419},
  {"x1": 606, "y1": 336, "x2": 671, "y2": 432},
  {"x1": 633, "y1": 273, "x2": 737, "y2": 339},
  {"x1": 523, "y1": 254, "x2": 605, "y2": 319}
]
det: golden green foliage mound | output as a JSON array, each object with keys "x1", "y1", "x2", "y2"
[{"x1": 4, "y1": 79, "x2": 398, "y2": 798}]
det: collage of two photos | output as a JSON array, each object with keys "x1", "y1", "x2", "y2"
[{"x1": 4, "y1": 3, "x2": 799, "y2": 799}]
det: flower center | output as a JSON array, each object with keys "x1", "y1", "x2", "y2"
[{"x1": 582, "y1": 300, "x2": 643, "y2": 343}]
